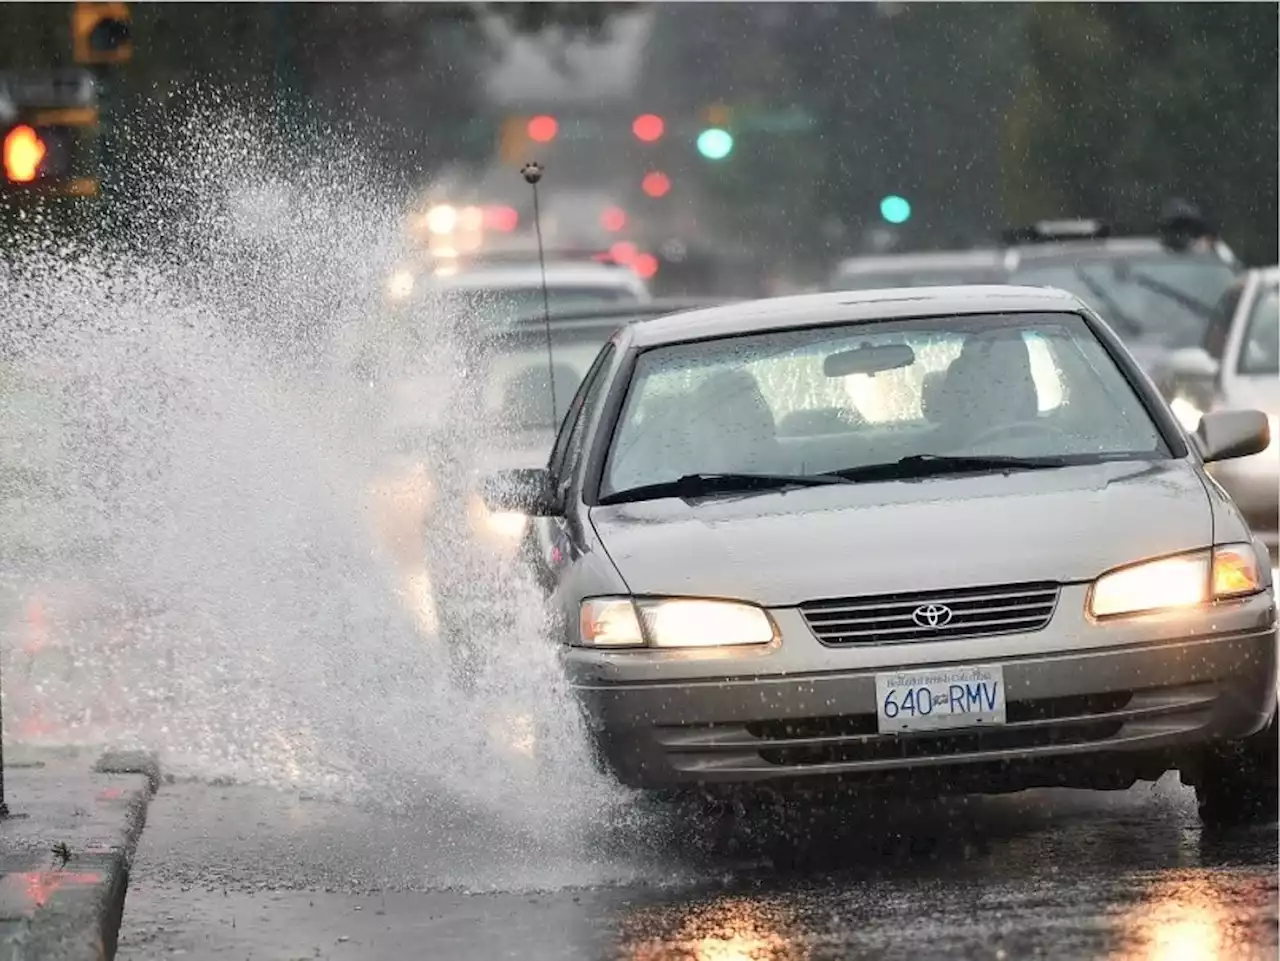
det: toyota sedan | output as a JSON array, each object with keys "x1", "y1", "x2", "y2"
[{"x1": 481, "y1": 286, "x2": 1277, "y2": 825}]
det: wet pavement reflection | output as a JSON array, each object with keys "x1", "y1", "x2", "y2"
[{"x1": 118, "y1": 775, "x2": 1278, "y2": 960}]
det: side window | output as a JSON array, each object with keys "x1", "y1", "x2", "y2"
[
  {"x1": 548, "y1": 343, "x2": 614, "y2": 480},
  {"x1": 559, "y1": 345, "x2": 616, "y2": 490},
  {"x1": 1203, "y1": 284, "x2": 1243, "y2": 359}
]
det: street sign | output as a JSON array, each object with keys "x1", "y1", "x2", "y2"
[{"x1": 0, "y1": 70, "x2": 98, "y2": 110}]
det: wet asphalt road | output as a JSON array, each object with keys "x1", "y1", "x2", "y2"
[{"x1": 117, "y1": 773, "x2": 1278, "y2": 960}]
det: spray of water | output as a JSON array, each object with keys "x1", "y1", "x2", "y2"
[{"x1": 0, "y1": 101, "x2": 662, "y2": 888}]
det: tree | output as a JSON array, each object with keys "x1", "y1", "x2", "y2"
[{"x1": 1003, "y1": 3, "x2": 1278, "y2": 264}]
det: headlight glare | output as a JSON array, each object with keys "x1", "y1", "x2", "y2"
[
  {"x1": 637, "y1": 599, "x2": 776, "y2": 648},
  {"x1": 576, "y1": 597, "x2": 776, "y2": 649},
  {"x1": 468, "y1": 494, "x2": 528, "y2": 543},
  {"x1": 1089, "y1": 544, "x2": 1263, "y2": 618}
]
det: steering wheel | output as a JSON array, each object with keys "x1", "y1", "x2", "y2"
[{"x1": 966, "y1": 420, "x2": 1072, "y2": 447}]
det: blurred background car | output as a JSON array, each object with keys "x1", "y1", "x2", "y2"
[
  {"x1": 826, "y1": 249, "x2": 1006, "y2": 292},
  {"x1": 1162, "y1": 266, "x2": 1279, "y2": 554},
  {"x1": 1002, "y1": 219, "x2": 1243, "y2": 377}
]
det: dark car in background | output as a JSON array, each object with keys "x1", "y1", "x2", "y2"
[
  {"x1": 1003, "y1": 220, "x2": 1243, "y2": 377},
  {"x1": 827, "y1": 249, "x2": 1007, "y2": 292}
]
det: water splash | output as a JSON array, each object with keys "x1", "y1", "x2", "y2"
[{"x1": 0, "y1": 102, "x2": 643, "y2": 884}]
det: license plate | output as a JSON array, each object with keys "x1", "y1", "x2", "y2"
[{"x1": 874, "y1": 664, "x2": 1007, "y2": 734}]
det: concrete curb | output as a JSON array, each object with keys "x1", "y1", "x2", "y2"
[{"x1": 0, "y1": 748, "x2": 159, "y2": 961}]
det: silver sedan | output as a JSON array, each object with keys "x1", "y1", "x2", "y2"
[
  {"x1": 1164, "y1": 266, "x2": 1278, "y2": 552},
  {"x1": 483, "y1": 286, "x2": 1278, "y2": 826}
]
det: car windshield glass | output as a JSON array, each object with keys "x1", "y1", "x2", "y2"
[
  {"x1": 1009, "y1": 257, "x2": 1238, "y2": 348},
  {"x1": 1239, "y1": 282, "x2": 1279, "y2": 376},
  {"x1": 482, "y1": 323, "x2": 617, "y2": 431},
  {"x1": 602, "y1": 312, "x2": 1168, "y2": 497}
]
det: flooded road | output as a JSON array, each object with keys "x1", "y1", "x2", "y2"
[{"x1": 118, "y1": 775, "x2": 1277, "y2": 960}]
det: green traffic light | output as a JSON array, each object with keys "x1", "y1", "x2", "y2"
[
  {"x1": 696, "y1": 128, "x2": 734, "y2": 160},
  {"x1": 880, "y1": 195, "x2": 912, "y2": 224}
]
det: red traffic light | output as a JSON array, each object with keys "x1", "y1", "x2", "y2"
[
  {"x1": 632, "y1": 114, "x2": 665, "y2": 142},
  {"x1": 600, "y1": 206, "x2": 627, "y2": 232},
  {"x1": 641, "y1": 171, "x2": 671, "y2": 198},
  {"x1": 527, "y1": 115, "x2": 558, "y2": 143},
  {"x1": 3, "y1": 125, "x2": 46, "y2": 183}
]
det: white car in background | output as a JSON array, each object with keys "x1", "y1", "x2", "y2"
[
  {"x1": 1164, "y1": 266, "x2": 1279, "y2": 553},
  {"x1": 388, "y1": 257, "x2": 652, "y2": 313},
  {"x1": 427, "y1": 260, "x2": 651, "y2": 314}
]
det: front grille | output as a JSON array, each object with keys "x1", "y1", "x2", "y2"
[{"x1": 801, "y1": 582, "x2": 1059, "y2": 645}]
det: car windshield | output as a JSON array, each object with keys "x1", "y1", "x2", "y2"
[
  {"x1": 602, "y1": 312, "x2": 1168, "y2": 497},
  {"x1": 1239, "y1": 282, "x2": 1279, "y2": 376},
  {"x1": 1009, "y1": 256, "x2": 1238, "y2": 348},
  {"x1": 482, "y1": 322, "x2": 618, "y2": 432}
]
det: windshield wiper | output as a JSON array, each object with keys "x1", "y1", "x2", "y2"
[
  {"x1": 829, "y1": 453, "x2": 1070, "y2": 483},
  {"x1": 598, "y1": 472, "x2": 850, "y2": 506}
]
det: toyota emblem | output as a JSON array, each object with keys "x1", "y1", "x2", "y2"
[{"x1": 911, "y1": 603, "x2": 954, "y2": 628}]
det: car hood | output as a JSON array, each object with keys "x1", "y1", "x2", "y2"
[{"x1": 589, "y1": 460, "x2": 1212, "y2": 606}]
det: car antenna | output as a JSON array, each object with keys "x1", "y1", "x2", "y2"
[{"x1": 521, "y1": 160, "x2": 557, "y2": 427}]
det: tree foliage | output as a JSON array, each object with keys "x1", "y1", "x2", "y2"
[{"x1": 1004, "y1": 2, "x2": 1278, "y2": 264}]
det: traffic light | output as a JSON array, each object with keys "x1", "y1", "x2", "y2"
[
  {"x1": 3, "y1": 123, "x2": 75, "y2": 188},
  {"x1": 641, "y1": 171, "x2": 671, "y2": 198},
  {"x1": 527, "y1": 115, "x2": 558, "y2": 143},
  {"x1": 696, "y1": 128, "x2": 733, "y2": 160},
  {"x1": 632, "y1": 114, "x2": 664, "y2": 142},
  {"x1": 879, "y1": 195, "x2": 912, "y2": 224},
  {"x1": 72, "y1": 2, "x2": 132, "y2": 65}
]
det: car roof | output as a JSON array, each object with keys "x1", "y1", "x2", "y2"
[
  {"x1": 833, "y1": 249, "x2": 1004, "y2": 274},
  {"x1": 1004, "y1": 237, "x2": 1234, "y2": 269},
  {"x1": 625, "y1": 285, "x2": 1082, "y2": 348}
]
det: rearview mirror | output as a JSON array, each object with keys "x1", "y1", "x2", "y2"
[
  {"x1": 824, "y1": 343, "x2": 916, "y2": 378},
  {"x1": 1165, "y1": 346, "x2": 1220, "y2": 381},
  {"x1": 479, "y1": 468, "x2": 560, "y2": 516},
  {"x1": 1196, "y1": 409, "x2": 1271, "y2": 464}
]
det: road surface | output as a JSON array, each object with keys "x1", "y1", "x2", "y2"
[{"x1": 117, "y1": 773, "x2": 1277, "y2": 960}]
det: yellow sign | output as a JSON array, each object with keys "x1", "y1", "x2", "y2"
[{"x1": 72, "y1": 2, "x2": 132, "y2": 65}]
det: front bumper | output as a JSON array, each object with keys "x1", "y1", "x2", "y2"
[{"x1": 567, "y1": 588, "x2": 1277, "y2": 791}]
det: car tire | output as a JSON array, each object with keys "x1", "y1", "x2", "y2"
[{"x1": 1194, "y1": 713, "x2": 1278, "y2": 827}]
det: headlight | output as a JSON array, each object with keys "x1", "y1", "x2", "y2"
[
  {"x1": 577, "y1": 597, "x2": 777, "y2": 649},
  {"x1": 1169, "y1": 395, "x2": 1203, "y2": 433},
  {"x1": 387, "y1": 269, "x2": 415, "y2": 300},
  {"x1": 468, "y1": 494, "x2": 528, "y2": 543},
  {"x1": 1089, "y1": 544, "x2": 1263, "y2": 619}
]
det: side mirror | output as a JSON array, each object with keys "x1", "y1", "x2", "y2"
[
  {"x1": 1166, "y1": 346, "x2": 1220, "y2": 382},
  {"x1": 1196, "y1": 409, "x2": 1271, "y2": 463},
  {"x1": 479, "y1": 468, "x2": 560, "y2": 516}
]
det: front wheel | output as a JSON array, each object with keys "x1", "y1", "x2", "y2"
[{"x1": 1194, "y1": 714, "x2": 1278, "y2": 827}]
